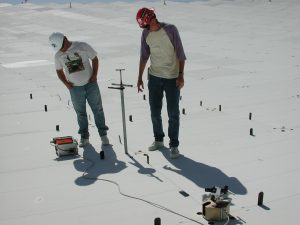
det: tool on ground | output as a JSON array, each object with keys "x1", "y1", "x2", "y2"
[
  {"x1": 202, "y1": 185, "x2": 232, "y2": 222},
  {"x1": 50, "y1": 136, "x2": 78, "y2": 157}
]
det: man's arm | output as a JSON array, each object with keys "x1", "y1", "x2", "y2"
[
  {"x1": 137, "y1": 31, "x2": 150, "y2": 93},
  {"x1": 176, "y1": 60, "x2": 185, "y2": 90},
  {"x1": 56, "y1": 69, "x2": 73, "y2": 89},
  {"x1": 137, "y1": 61, "x2": 147, "y2": 92},
  {"x1": 164, "y1": 24, "x2": 186, "y2": 62},
  {"x1": 164, "y1": 24, "x2": 186, "y2": 89},
  {"x1": 89, "y1": 56, "x2": 99, "y2": 83}
]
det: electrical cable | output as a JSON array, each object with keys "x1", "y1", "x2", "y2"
[
  {"x1": 80, "y1": 156, "x2": 205, "y2": 225},
  {"x1": 134, "y1": 151, "x2": 203, "y2": 206},
  {"x1": 223, "y1": 210, "x2": 230, "y2": 225}
]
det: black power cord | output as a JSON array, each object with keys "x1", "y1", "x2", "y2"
[{"x1": 80, "y1": 156, "x2": 205, "y2": 225}]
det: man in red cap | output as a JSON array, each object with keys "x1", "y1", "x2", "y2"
[{"x1": 136, "y1": 8, "x2": 186, "y2": 159}]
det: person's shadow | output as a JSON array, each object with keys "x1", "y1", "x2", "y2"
[
  {"x1": 160, "y1": 147, "x2": 247, "y2": 195},
  {"x1": 73, "y1": 143, "x2": 126, "y2": 186}
]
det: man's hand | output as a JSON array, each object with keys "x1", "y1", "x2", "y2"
[
  {"x1": 56, "y1": 69, "x2": 74, "y2": 90},
  {"x1": 176, "y1": 76, "x2": 184, "y2": 90},
  {"x1": 65, "y1": 81, "x2": 73, "y2": 90},
  {"x1": 90, "y1": 56, "x2": 99, "y2": 83},
  {"x1": 137, "y1": 79, "x2": 144, "y2": 92},
  {"x1": 89, "y1": 75, "x2": 97, "y2": 83}
]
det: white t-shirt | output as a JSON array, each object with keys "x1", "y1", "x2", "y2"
[{"x1": 55, "y1": 41, "x2": 97, "y2": 86}]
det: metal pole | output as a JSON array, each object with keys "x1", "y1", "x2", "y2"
[
  {"x1": 119, "y1": 80, "x2": 128, "y2": 154},
  {"x1": 109, "y1": 69, "x2": 132, "y2": 155},
  {"x1": 115, "y1": 69, "x2": 129, "y2": 155}
]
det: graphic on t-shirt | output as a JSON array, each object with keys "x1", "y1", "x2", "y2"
[{"x1": 64, "y1": 52, "x2": 85, "y2": 74}]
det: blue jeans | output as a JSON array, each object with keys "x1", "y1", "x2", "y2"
[
  {"x1": 148, "y1": 75, "x2": 180, "y2": 148},
  {"x1": 69, "y1": 82, "x2": 108, "y2": 139}
]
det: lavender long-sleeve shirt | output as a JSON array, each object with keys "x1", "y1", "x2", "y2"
[{"x1": 140, "y1": 23, "x2": 186, "y2": 79}]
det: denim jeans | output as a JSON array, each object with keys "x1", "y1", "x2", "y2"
[
  {"x1": 148, "y1": 74, "x2": 180, "y2": 148},
  {"x1": 69, "y1": 82, "x2": 108, "y2": 139}
]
